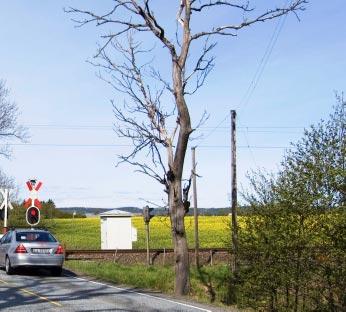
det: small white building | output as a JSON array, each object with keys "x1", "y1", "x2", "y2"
[{"x1": 99, "y1": 209, "x2": 137, "y2": 250}]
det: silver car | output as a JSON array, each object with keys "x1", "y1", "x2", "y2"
[{"x1": 0, "y1": 228, "x2": 64, "y2": 276}]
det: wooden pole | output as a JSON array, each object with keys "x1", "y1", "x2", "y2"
[
  {"x1": 145, "y1": 221, "x2": 150, "y2": 265},
  {"x1": 191, "y1": 147, "x2": 199, "y2": 267},
  {"x1": 231, "y1": 110, "x2": 238, "y2": 275}
]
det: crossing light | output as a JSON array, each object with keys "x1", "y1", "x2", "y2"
[
  {"x1": 143, "y1": 205, "x2": 154, "y2": 223},
  {"x1": 26, "y1": 206, "x2": 40, "y2": 226}
]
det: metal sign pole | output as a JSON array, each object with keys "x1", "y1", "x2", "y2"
[{"x1": 3, "y1": 189, "x2": 8, "y2": 231}]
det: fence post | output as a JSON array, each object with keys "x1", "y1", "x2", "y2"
[{"x1": 113, "y1": 249, "x2": 117, "y2": 263}]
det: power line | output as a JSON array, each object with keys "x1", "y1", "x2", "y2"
[
  {"x1": 193, "y1": 111, "x2": 231, "y2": 145},
  {"x1": 24, "y1": 123, "x2": 305, "y2": 130},
  {"x1": 24, "y1": 122, "x2": 305, "y2": 130},
  {"x1": 237, "y1": 0, "x2": 291, "y2": 112},
  {"x1": 2, "y1": 143, "x2": 131, "y2": 147},
  {"x1": 3, "y1": 143, "x2": 291, "y2": 149},
  {"x1": 200, "y1": 145, "x2": 290, "y2": 149},
  {"x1": 241, "y1": 130, "x2": 259, "y2": 167}
]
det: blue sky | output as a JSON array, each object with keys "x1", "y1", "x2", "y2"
[{"x1": 0, "y1": 1, "x2": 345, "y2": 208}]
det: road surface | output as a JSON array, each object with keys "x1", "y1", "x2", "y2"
[{"x1": 0, "y1": 268, "x2": 231, "y2": 312}]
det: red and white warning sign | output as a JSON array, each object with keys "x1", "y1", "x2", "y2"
[{"x1": 24, "y1": 179, "x2": 43, "y2": 209}]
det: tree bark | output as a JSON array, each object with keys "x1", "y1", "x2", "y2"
[
  {"x1": 168, "y1": 54, "x2": 192, "y2": 295},
  {"x1": 169, "y1": 180, "x2": 190, "y2": 295}
]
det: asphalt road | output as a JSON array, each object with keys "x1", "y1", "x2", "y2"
[{"x1": 0, "y1": 268, "x2": 231, "y2": 312}]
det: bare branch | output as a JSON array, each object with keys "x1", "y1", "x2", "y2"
[
  {"x1": 117, "y1": 157, "x2": 165, "y2": 185},
  {"x1": 184, "y1": 37, "x2": 216, "y2": 95},
  {"x1": 191, "y1": 1, "x2": 254, "y2": 13},
  {"x1": 150, "y1": 68, "x2": 174, "y2": 94},
  {"x1": 177, "y1": 0, "x2": 185, "y2": 26},
  {"x1": 0, "y1": 80, "x2": 29, "y2": 158},
  {"x1": 129, "y1": 0, "x2": 178, "y2": 58},
  {"x1": 193, "y1": 110, "x2": 210, "y2": 132},
  {"x1": 191, "y1": 0, "x2": 307, "y2": 40}
]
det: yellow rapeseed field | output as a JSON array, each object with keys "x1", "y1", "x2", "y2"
[
  {"x1": 51, "y1": 213, "x2": 339, "y2": 250},
  {"x1": 53, "y1": 215, "x2": 235, "y2": 250}
]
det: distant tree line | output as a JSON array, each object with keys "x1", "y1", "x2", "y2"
[
  {"x1": 60, "y1": 206, "x2": 250, "y2": 217},
  {"x1": 0, "y1": 199, "x2": 85, "y2": 229}
]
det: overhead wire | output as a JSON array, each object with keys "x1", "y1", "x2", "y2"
[
  {"x1": 237, "y1": 0, "x2": 292, "y2": 113},
  {"x1": 197, "y1": 111, "x2": 231, "y2": 142},
  {"x1": 241, "y1": 126, "x2": 259, "y2": 167},
  {"x1": 23, "y1": 123, "x2": 304, "y2": 133},
  {"x1": 2, "y1": 143, "x2": 290, "y2": 149},
  {"x1": 233, "y1": 0, "x2": 293, "y2": 168},
  {"x1": 187, "y1": 0, "x2": 293, "y2": 157},
  {"x1": 24, "y1": 123, "x2": 304, "y2": 129}
]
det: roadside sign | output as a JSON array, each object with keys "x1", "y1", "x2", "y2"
[
  {"x1": 0, "y1": 189, "x2": 14, "y2": 233},
  {"x1": 24, "y1": 179, "x2": 42, "y2": 209},
  {"x1": 24, "y1": 179, "x2": 43, "y2": 226}
]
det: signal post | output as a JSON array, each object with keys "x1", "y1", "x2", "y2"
[
  {"x1": 143, "y1": 205, "x2": 154, "y2": 265},
  {"x1": 24, "y1": 179, "x2": 43, "y2": 226}
]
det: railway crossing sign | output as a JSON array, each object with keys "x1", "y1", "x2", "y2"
[
  {"x1": 24, "y1": 179, "x2": 42, "y2": 209},
  {"x1": 0, "y1": 189, "x2": 14, "y2": 233},
  {"x1": 24, "y1": 179, "x2": 43, "y2": 226}
]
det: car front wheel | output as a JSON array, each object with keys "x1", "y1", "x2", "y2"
[{"x1": 5, "y1": 257, "x2": 14, "y2": 275}]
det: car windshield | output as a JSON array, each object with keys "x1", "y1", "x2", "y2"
[{"x1": 16, "y1": 232, "x2": 57, "y2": 243}]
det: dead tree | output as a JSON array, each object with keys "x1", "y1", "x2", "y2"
[
  {"x1": 0, "y1": 80, "x2": 27, "y2": 158},
  {"x1": 0, "y1": 79, "x2": 27, "y2": 206},
  {"x1": 66, "y1": 0, "x2": 306, "y2": 296}
]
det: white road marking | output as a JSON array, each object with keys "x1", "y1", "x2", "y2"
[{"x1": 65, "y1": 274, "x2": 212, "y2": 312}]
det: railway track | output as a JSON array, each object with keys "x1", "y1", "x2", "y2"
[{"x1": 65, "y1": 248, "x2": 231, "y2": 265}]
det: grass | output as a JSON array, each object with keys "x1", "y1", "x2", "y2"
[
  {"x1": 57, "y1": 213, "x2": 343, "y2": 310},
  {"x1": 51, "y1": 215, "x2": 232, "y2": 250},
  {"x1": 65, "y1": 260, "x2": 175, "y2": 293},
  {"x1": 64, "y1": 260, "x2": 233, "y2": 307},
  {"x1": 56, "y1": 216, "x2": 236, "y2": 307}
]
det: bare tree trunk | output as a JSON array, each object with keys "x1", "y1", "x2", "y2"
[
  {"x1": 169, "y1": 180, "x2": 190, "y2": 295},
  {"x1": 168, "y1": 52, "x2": 192, "y2": 295}
]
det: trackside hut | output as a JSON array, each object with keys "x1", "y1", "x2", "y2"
[{"x1": 99, "y1": 209, "x2": 137, "y2": 250}]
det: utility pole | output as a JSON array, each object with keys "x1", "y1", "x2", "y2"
[
  {"x1": 191, "y1": 146, "x2": 199, "y2": 267},
  {"x1": 145, "y1": 221, "x2": 150, "y2": 265},
  {"x1": 231, "y1": 110, "x2": 238, "y2": 276}
]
